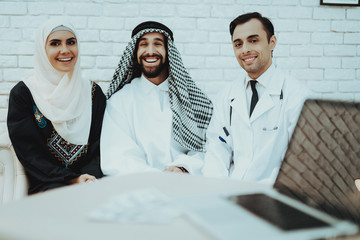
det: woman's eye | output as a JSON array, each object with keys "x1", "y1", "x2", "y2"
[
  {"x1": 67, "y1": 40, "x2": 76, "y2": 45},
  {"x1": 50, "y1": 42, "x2": 60, "y2": 46}
]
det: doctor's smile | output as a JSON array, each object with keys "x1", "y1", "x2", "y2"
[{"x1": 242, "y1": 55, "x2": 257, "y2": 64}]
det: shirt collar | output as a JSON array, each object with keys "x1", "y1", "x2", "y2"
[
  {"x1": 244, "y1": 64, "x2": 275, "y2": 89},
  {"x1": 139, "y1": 74, "x2": 169, "y2": 94}
]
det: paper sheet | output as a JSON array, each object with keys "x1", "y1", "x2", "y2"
[{"x1": 88, "y1": 188, "x2": 182, "y2": 224}]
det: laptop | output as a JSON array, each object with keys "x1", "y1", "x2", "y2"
[{"x1": 176, "y1": 99, "x2": 360, "y2": 240}]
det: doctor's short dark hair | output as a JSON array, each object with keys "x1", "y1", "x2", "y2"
[{"x1": 229, "y1": 12, "x2": 274, "y2": 42}]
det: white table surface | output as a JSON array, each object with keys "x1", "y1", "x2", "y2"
[{"x1": 0, "y1": 172, "x2": 268, "y2": 240}]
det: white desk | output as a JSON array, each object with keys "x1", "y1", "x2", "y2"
[{"x1": 0, "y1": 172, "x2": 267, "y2": 240}]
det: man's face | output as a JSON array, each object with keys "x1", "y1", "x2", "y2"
[
  {"x1": 232, "y1": 18, "x2": 276, "y2": 79},
  {"x1": 137, "y1": 32, "x2": 167, "y2": 79}
]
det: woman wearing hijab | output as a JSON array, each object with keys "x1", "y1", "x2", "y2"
[{"x1": 7, "y1": 19, "x2": 105, "y2": 195}]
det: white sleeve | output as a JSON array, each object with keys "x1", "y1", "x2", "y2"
[
  {"x1": 168, "y1": 87, "x2": 234, "y2": 176},
  {"x1": 170, "y1": 151, "x2": 205, "y2": 175},
  {"x1": 100, "y1": 95, "x2": 160, "y2": 176},
  {"x1": 201, "y1": 106, "x2": 233, "y2": 178},
  {"x1": 166, "y1": 87, "x2": 234, "y2": 176},
  {"x1": 169, "y1": 108, "x2": 233, "y2": 177},
  {"x1": 286, "y1": 77, "x2": 312, "y2": 140},
  {"x1": 188, "y1": 85, "x2": 233, "y2": 178}
]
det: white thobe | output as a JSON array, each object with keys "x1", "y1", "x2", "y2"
[{"x1": 100, "y1": 75, "x2": 203, "y2": 176}]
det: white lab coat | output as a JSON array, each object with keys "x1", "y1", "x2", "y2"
[
  {"x1": 202, "y1": 66, "x2": 310, "y2": 184},
  {"x1": 100, "y1": 76, "x2": 203, "y2": 176}
]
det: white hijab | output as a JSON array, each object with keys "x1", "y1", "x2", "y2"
[{"x1": 24, "y1": 18, "x2": 92, "y2": 145}]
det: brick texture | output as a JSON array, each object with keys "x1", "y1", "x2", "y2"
[
  {"x1": 275, "y1": 100, "x2": 360, "y2": 224},
  {"x1": 0, "y1": 0, "x2": 359, "y2": 133}
]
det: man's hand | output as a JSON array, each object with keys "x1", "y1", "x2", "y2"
[
  {"x1": 68, "y1": 174, "x2": 96, "y2": 185},
  {"x1": 163, "y1": 166, "x2": 188, "y2": 173}
]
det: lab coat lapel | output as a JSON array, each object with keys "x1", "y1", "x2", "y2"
[
  {"x1": 249, "y1": 68, "x2": 285, "y2": 123},
  {"x1": 229, "y1": 81, "x2": 250, "y2": 126},
  {"x1": 249, "y1": 91, "x2": 274, "y2": 123}
]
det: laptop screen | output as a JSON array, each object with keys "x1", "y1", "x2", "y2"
[{"x1": 273, "y1": 99, "x2": 360, "y2": 226}]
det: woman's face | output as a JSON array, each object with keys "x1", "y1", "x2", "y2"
[{"x1": 45, "y1": 30, "x2": 78, "y2": 73}]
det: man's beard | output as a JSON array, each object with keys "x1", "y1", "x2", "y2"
[{"x1": 139, "y1": 55, "x2": 167, "y2": 78}]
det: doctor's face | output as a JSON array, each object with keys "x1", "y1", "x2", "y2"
[
  {"x1": 137, "y1": 32, "x2": 167, "y2": 79},
  {"x1": 232, "y1": 19, "x2": 276, "y2": 80}
]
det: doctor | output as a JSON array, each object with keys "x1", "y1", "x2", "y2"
[{"x1": 202, "y1": 12, "x2": 309, "y2": 184}]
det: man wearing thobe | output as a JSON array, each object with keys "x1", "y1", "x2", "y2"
[{"x1": 101, "y1": 21, "x2": 213, "y2": 176}]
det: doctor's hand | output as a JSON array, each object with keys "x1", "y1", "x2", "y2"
[
  {"x1": 163, "y1": 166, "x2": 189, "y2": 173},
  {"x1": 68, "y1": 174, "x2": 96, "y2": 185}
]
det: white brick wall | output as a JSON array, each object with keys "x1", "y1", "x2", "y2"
[{"x1": 0, "y1": 0, "x2": 360, "y2": 134}]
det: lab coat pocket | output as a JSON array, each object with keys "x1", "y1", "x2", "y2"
[
  {"x1": 218, "y1": 126, "x2": 233, "y2": 152},
  {"x1": 261, "y1": 98, "x2": 283, "y2": 132}
]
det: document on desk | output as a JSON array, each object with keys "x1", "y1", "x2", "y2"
[{"x1": 88, "y1": 188, "x2": 182, "y2": 224}]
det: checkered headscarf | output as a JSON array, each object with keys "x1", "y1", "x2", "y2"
[{"x1": 107, "y1": 27, "x2": 213, "y2": 152}]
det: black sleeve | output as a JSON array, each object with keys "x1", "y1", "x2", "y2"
[
  {"x1": 79, "y1": 83, "x2": 106, "y2": 178},
  {"x1": 7, "y1": 83, "x2": 80, "y2": 186}
]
